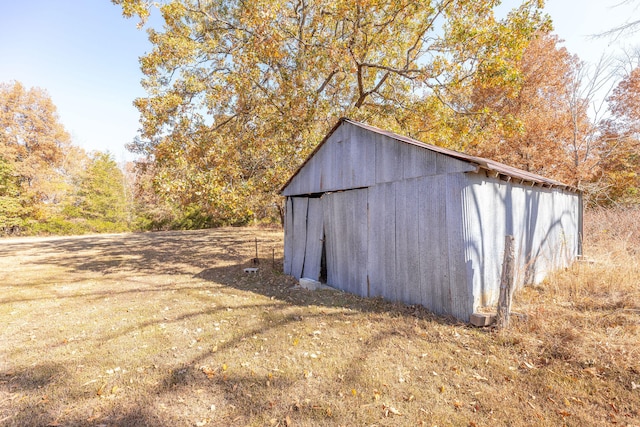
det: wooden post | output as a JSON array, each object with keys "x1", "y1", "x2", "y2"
[
  {"x1": 253, "y1": 237, "x2": 260, "y2": 265},
  {"x1": 496, "y1": 235, "x2": 515, "y2": 329}
]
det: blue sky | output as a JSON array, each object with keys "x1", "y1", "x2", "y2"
[{"x1": 0, "y1": 0, "x2": 638, "y2": 162}]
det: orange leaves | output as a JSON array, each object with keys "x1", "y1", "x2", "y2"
[
  {"x1": 112, "y1": 0, "x2": 554, "y2": 225},
  {"x1": 200, "y1": 365, "x2": 217, "y2": 379}
]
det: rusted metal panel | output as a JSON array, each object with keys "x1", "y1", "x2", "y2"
[{"x1": 302, "y1": 197, "x2": 324, "y2": 280}]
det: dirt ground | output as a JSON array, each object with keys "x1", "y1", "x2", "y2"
[{"x1": 1, "y1": 226, "x2": 639, "y2": 426}]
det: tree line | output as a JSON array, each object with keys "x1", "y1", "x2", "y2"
[
  {"x1": 2, "y1": 0, "x2": 639, "y2": 235},
  {"x1": 0, "y1": 82, "x2": 130, "y2": 235}
]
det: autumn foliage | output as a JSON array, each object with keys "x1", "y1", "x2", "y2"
[
  {"x1": 109, "y1": 0, "x2": 640, "y2": 224},
  {"x1": 2, "y1": 1, "x2": 640, "y2": 234},
  {"x1": 113, "y1": 0, "x2": 555, "y2": 225},
  {"x1": 0, "y1": 81, "x2": 131, "y2": 234}
]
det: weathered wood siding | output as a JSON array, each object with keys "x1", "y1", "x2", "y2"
[{"x1": 461, "y1": 173, "x2": 581, "y2": 311}]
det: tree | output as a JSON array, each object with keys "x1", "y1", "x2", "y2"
[
  {"x1": 0, "y1": 155, "x2": 25, "y2": 232},
  {"x1": 595, "y1": 66, "x2": 640, "y2": 204},
  {"x1": 465, "y1": 32, "x2": 597, "y2": 187},
  {"x1": 114, "y1": 0, "x2": 550, "y2": 223},
  {"x1": 0, "y1": 81, "x2": 72, "y2": 224},
  {"x1": 596, "y1": 0, "x2": 640, "y2": 39},
  {"x1": 69, "y1": 152, "x2": 130, "y2": 230}
]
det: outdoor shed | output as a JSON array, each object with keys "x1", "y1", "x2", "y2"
[{"x1": 281, "y1": 118, "x2": 583, "y2": 321}]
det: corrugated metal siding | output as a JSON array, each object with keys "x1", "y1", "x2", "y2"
[
  {"x1": 302, "y1": 197, "x2": 324, "y2": 280},
  {"x1": 417, "y1": 175, "x2": 450, "y2": 314},
  {"x1": 367, "y1": 182, "x2": 397, "y2": 300},
  {"x1": 462, "y1": 173, "x2": 581, "y2": 312},
  {"x1": 394, "y1": 178, "x2": 421, "y2": 305},
  {"x1": 283, "y1": 197, "x2": 294, "y2": 275},
  {"x1": 323, "y1": 189, "x2": 368, "y2": 296},
  {"x1": 282, "y1": 120, "x2": 581, "y2": 322},
  {"x1": 445, "y1": 173, "x2": 474, "y2": 320},
  {"x1": 290, "y1": 197, "x2": 309, "y2": 279},
  {"x1": 282, "y1": 119, "x2": 578, "y2": 196},
  {"x1": 282, "y1": 122, "x2": 475, "y2": 196}
]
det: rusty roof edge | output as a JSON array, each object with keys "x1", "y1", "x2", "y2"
[{"x1": 280, "y1": 118, "x2": 581, "y2": 195}]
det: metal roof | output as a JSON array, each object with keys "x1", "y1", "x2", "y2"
[{"x1": 281, "y1": 118, "x2": 579, "y2": 193}]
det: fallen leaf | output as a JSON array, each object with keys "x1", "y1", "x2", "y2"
[
  {"x1": 351, "y1": 389, "x2": 357, "y2": 396},
  {"x1": 382, "y1": 404, "x2": 402, "y2": 417},
  {"x1": 201, "y1": 366, "x2": 217, "y2": 379},
  {"x1": 96, "y1": 383, "x2": 106, "y2": 396},
  {"x1": 471, "y1": 372, "x2": 488, "y2": 381}
]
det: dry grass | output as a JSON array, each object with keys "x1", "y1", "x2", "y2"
[{"x1": 0, "y1": 216, "x2": 639, "y2": 427}]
